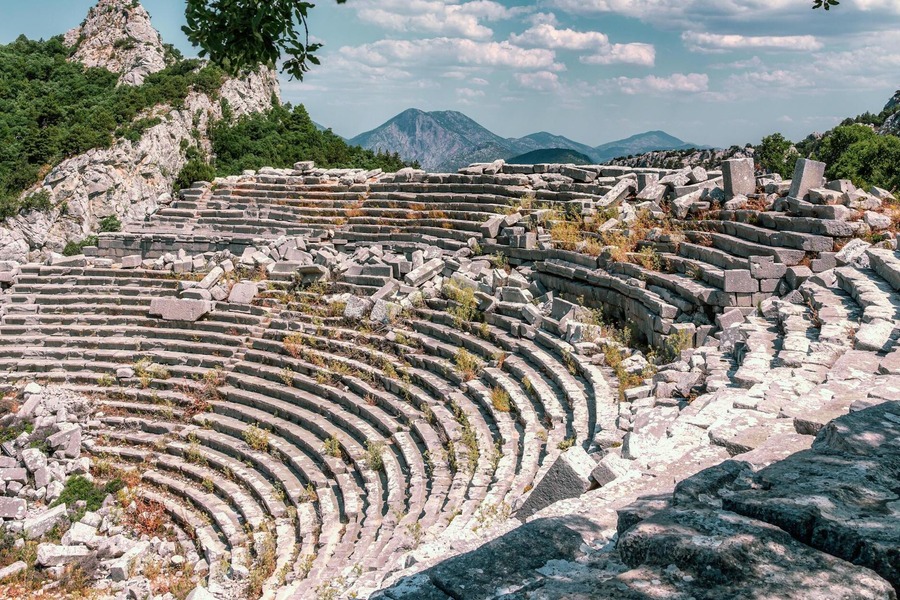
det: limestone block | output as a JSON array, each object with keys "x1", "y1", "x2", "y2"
[
  {"x1": 722, "y1": 270, "x2": 757, "y2": 293},
  {"x1": 0, "y1": 561, "x2": 26, "y2": 582},
  {"x1": 24, "y1": 504, "x2": 67, "y2": 539},
  {"x1": 22, "y1": 447, "x2": 47, "y2": 472},
  {"x1": 749, "y1": 256, "x2": 787, "y2": 280},
  {"x1": 36, "y1": 544, "x2": 91, "y2": 567},
  {"x1": 197, "y1": 266, "x2": 224, "y2": 290},
  {"x1": 344, "y1": 296, "x2": 373, "y2": 319},
  {"x1": 62, "y1": 522, "x2": 98, "y2": 546},
  {"x1": 371, "y1": 299, "x2": 401, "y2": 324},
  {"x1": 591, "y1": 453, "x2": 637, "y2": 486},
  {"x1": 227, "y1": 282, "x2": 258, "y2": 304},
  {"x1": 149, "y1": 298, "x2": 213, "y2": 322},
  {"x1": 722, "y1": 158, "x2": 755, "y2": 198},
  {"x1": 479, "y1": 215, "x2": 505, "y2": 238},
  {"x1": 47, "y1": 424, "x2": 81, "y2": 458},
  {"x1": 121, "y1": 255, "x2": 142, "y2": 269},
  {"x1": 516, "y1": 446, "x2": 596, "y2": 520},
  {"x1": 788, "y1": 158, "x2": 827, "y2": 200},
  {"x1": 404, "y1": 258, "x2": 444, "y2": 287},
  {"x1": 784, "y1": 266, "x2": 812, "y2": 290},
  {"x1": 864, "y1": 211, "x2": 892, "y2": 231},
  {"x1": 0, "y1": 468, "x2": 27, "y2": 483},
  {"x1": 0, "y1": 497, "x2": 26, "y2": 520}
]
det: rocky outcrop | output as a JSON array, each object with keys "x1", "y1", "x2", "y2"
[
  {"x1": 885, "y1": 90, "x2": 900, "y2": 113},
  {"x1": 0, "y1": 67, "x2": 278, "y2": 263},
  {"x1": 63, "y1": 0, "x2": 167, "y2": 86},
  {"x1": 376, "y1": 402, "x2": 900, "y2": 599},
  {"x1": 0, "y1": 0, "x2": 279, "y2": 264}
]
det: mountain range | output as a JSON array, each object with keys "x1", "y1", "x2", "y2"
[{"x1": 346, "y1": 108, "x2": 705, "y2": 171}]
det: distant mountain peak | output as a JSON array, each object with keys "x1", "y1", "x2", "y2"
[
  {"x1": 350, "y1": 108, "x2": 701, "y2": 171},
  {"x1": 63, "y1": 0, "x2": 167, "y2": 86}
]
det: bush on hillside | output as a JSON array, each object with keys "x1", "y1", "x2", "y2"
[
  {"x1": 209, "y1": 102, "x2": 408, "y2": 175},
  {"x1": 0, "y1": 35, "x2": 225, "y2": 217},
  {"x1": 755, "y1": 133, "x2": 798, "y2": 179}
]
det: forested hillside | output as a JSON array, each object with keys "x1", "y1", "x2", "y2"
[
  {"x1": 0, "y1": 35, "x2": 225, "y2": 217},
  {"x1": 0, "y1": 35, "x2": 406, "y2": 220}
]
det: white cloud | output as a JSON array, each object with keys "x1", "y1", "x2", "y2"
[
  {"x1": 515, "y1": 71, "x2": 561, "y2": 92},
  {"x1": 340, "y1": 38, "x2": 563, "y2": 71},
  {"x1": 612, "y1": 73, "x2": 709, "y2": 94},
  {"x1": 550, "y1": 0, "x2": 796, "y2": 20},
  {"x1": 354, "y1": 0, "x2": 528, "y2": 40},
  {"x1": 510, "y1": 24, "x2": 655, "y2": 66},
  {"x1": 510, "y1": 24, "x2": 609, "y2": 50},
  {"x1": 682, "y1": 31, "x2": 822, "y2": 52},
  {"x1": 581, "y1": 43, "x2": 655, "y2": 66}
]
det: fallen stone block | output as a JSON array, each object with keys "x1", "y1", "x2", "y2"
[
  {"x1": 149, "y1": 298, "x2": 213, "y2": 322},
  {"x1": 0, "y1": 468, "x2": 27, "y2": 483},
  {"x1": 591, "y1": 453, "x2": 637, "y2": 487},
  {"x1": 0, "y1": 497, "x2": 26, "y2": 520},
  {"x1": 24, "y1": 504, "x2": 67, "y2": 540},
  {"x1": 37, "y1": 544, "x2": 91, "y2": 567},
  {"x1": 227, "y1": 282, "x2": 258, "y2": 304},
  {"x1": 121, "y1": 255, "x2": 142, "y2": 269},
  {"x1": 371, "y1": 299, "x2": 401, "y2": 324},
  {"x1": 722, "y1": 158, "x2": 755, "y2": 198},
  {"x1": 47, "y1": 423, "x2": 82, "y2": 458},
  {"x1": 789, "y1": 158, "x2": 827, "y2": 200},
  {"x1": 0, "y1": 561, "x2": 26, "y2": 582},
  {"x1": 404, "y1": 258, "x2": 444, "y2": 287},
  {"x1": 516, "y1": 446, "x2": 597, "y2": 520},
  {"x1": 344, "y1": 296, "x2": 373, "y2": 319}
]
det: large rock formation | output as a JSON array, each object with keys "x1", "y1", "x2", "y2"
[
  {"x1": 63, "y1": 0, "x2": 168, "y2": 87},
  {"x1": 0, "y1": 0, "x2": 279, "y2": 263}
]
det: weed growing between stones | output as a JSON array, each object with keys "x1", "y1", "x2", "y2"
[
  {"x1": 491, "y1": 386, "x2": 511, "y2": 412},
  {"x1": 364, "y1": 440, "x2": 385, "y2": 471},
  {"x1": 454, "y1": 348, "x2": 482, "y2": 381},
  {"x1": 243, "y1": 425, "x2": 270, "y2": 451}
]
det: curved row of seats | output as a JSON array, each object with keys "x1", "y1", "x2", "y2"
[{"x1": 0, "y1": 255, "x2": 605, "y2": 597}]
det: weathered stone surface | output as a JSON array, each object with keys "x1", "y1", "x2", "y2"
[
  {"x1": 617, "y1": 508, "x2": 895, "y2": 600},
  {"x1": 24, "y1": 504, "x2": 67, "y2": 539},
  {"x1": 0, "y1": 561, "x2": 27, "y2": 582},
  {"x1": 375, "y1": 518, "x2": 586, "y2": 600},
  {"x1": 149, "y1": 298, "x2": 213, "y2": 322},
  {"x1": 0, "y1": 497, "x2": 26, "y2": 520},
  {"x1": 37, "y1": 543, "x2": 91, "y2": 567},
  {"x1": 344, "y1": 295, "x2": 374, "y2": 319},
  {"x1": 517, "y1": 447, "x2": 597, "y2": 520},
  {"x1": 789, "y1": 159, "x2": 827, "y2": 200},
  {"x1": 226, "y1": 282, "x2": 258, "y2": 304},
  {"x1": 722, "y1": 158, "x2": 755, "y2": 198}
]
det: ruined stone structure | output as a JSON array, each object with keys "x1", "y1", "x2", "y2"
[{"x1": 0, "y1": 157, "x2": 898, "y2": 599}]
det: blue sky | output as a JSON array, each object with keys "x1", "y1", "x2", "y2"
[{"x1": 3, "y1": 0, "x2": 900, "y2": 148}]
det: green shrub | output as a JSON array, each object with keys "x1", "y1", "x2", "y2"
[
  {"x1": 755, "y1": 133, "x2": 798, "y2": 178},
  {"x1": 53, "y1": 475, "x2": 125, "y2": 514},
  {"x1": 62, "y1": 235, "x2": 99, "y2": 256},
  {"x1": 174, "y1": 155, "x2": 217, "y2": 192},
  {"x1": 210, "y1": 102, "x2": 409, "y2": 175},
  {"x1": 99, "y1": 215, "x2": 121, "y2": 233}
]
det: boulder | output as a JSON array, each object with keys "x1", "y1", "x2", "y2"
[
  {"x1": 722, "y1": 158, "x2": 755, "y2": 198},
  {"x1": 149, "y1": 298, "x2": 213, "y2": 322},
  {"x1": 24, "y1": 503, "x2": 67, "y2": 539},
  {"x1": 226, "y1": 282, "x2": 257, "y2": 304},
  {"x1": 516, "y1": 446, "x2": 597, "y2": 520},
  {"x1": 789, "y1": 158, "x2": 827, "y2": 200}
]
